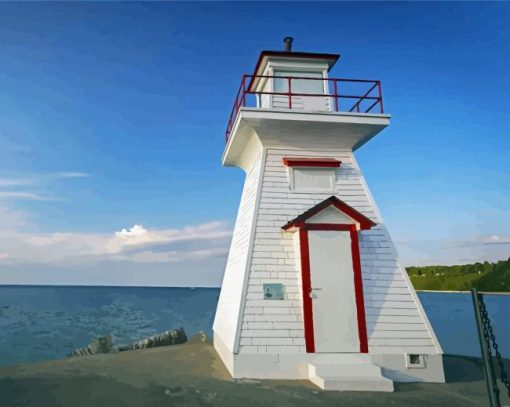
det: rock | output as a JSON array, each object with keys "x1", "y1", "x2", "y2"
[
  {"x1": 130, "y1": 327, "x2": 187, "y2": 350},
  {"x1": 188, "y1": 331, "x2": 208, "y2": 344},
  {"x1": 68, "y1": 328, "x2": 187, "y2": 357},
  {"x1": 67, "y1": 335, "x2": 117, "y2": 357}
]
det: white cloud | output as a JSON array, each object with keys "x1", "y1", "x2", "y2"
[
  {"x1": 0, "y1": 178, "x2": 32, "y2": 187},
  {"x1": 396, "y1": 233, "x2": 510, "y2": 267},
  {"x1": 0, "y1": 191, "x2": 58, "y2": 201},
  {"x1": 0, "y1": 203, "x2": 29, "y2": 231},
  {"x1": 1, "y1": 217, "x2": 508, "y2": 285},
  {"x1": 103, "y1": 222, "x2": 232, "y2": 255},
  {"x1": 448, "y1": 234, "x2": 510, "y2": 248},
  {"x1": 484, "y1": 235, "x2": 510, "y2": 245},
  {"x1": 115, "y1": 225, "x2": 147, "y2": 239},
  {"x1": 0, "y1": 171, "x2": 233, "y2": 286},
  {"x1": 53, "y1": 172, "x2": 89, "y2": 178},
  {"x1": 0, "y1": 171, "x2": 89, "y2": 202},
  {"x1": 110, "y1": 224, "x2": 159, "y2": 250},
  {"x1": 0, "y1": 171, "x2": 222, "y2": 286},
  {"x1": 0, "y1": 172, "x2": 89, "y2": 186},
  {"x1": 0, "y1": 222, "x2": 232, "y2": 286}
]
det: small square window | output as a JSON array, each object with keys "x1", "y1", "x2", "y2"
[
  {"x1": 406, "y1": 353, "x2": 426, "y2": 368},
  {"x1": 290, "y1": 167, "x2": 335, "y2": 192}
]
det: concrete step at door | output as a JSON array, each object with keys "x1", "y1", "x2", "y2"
[{"x1": 308, "y1": 362, "x2": 394, "y2": 392}]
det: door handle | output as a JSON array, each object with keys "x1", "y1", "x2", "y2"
[{"x1": 309, "y1": 288, "x2": 322, "y2": 299}]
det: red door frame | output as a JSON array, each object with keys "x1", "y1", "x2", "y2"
[{"x1": 298, "y1": 223, "x2": 369, "y2": 354}]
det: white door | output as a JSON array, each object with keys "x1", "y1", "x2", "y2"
[{"x1": 308, "y1": 230, "x2": 360, "y2": 352}]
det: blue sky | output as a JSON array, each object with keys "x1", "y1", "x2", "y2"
[{"x1": 0, "y1": 2, "x2": 509, "y2": 286}]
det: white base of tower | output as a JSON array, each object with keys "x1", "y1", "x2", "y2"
[{"x1": 214, "y1": 333, "x2": 445, "y2": 391}]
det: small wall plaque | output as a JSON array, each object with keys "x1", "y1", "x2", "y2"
[{"x1": 263, "y1": 283, "x2": 284, "y2": 300}]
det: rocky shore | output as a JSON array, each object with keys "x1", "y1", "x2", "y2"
[{"x1": 67, "y1": 328, "x2": 188, "y2": 357}]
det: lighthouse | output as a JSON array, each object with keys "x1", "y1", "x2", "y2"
[{"x1": 213, "y1": 39, "x2": 445, "y2": 391}]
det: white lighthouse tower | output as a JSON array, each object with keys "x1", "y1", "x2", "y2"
[{"x1": 213, "y1": 38, "x2": 445, "y2": 391}]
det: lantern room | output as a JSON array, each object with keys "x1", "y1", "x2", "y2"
[
  {"x1": 248, "y1": 39, "x2": 339, "y2": 112},
  {"x1": 223, "y1": 37, "x2": 389, "y2": 168}
]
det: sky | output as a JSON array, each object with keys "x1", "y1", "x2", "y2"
[{"x1": 0, "y1": 2, "x2": 509, "y2": 287}]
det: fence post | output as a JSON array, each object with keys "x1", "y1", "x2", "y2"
[{"x1": 471, "y1": 288, "x2": 501, "y2": 407}]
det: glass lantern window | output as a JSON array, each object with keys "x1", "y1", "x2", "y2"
[{"x1": 273, "y1": 70, "x2": 324, "y2": 94}]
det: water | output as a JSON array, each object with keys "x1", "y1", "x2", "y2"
[
  {"x1": 0, "y1": 286, "x2": 508, "y2": 366},
  {"x1": 0, "y1": 286, "x2": 219, "y2": 366},
  {"x1": 419, "y1": 291, "x2": 509, "y2": 358}
]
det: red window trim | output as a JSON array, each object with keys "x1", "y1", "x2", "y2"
[
  {"x1": 298, "y1": 223, "x2": 369, "y2": 354},
  {"x1": 282, "y1": 157, "x2": 342, "y2": 168}
]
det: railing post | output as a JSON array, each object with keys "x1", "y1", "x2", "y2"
[
  {"x1": 471, "y1": 289, "x2": 501, "y2": 407},
  {"x1": 226, "y1": 120, "x2": 231, "y2": 143},
  {"x1": 377, "y1": 81, "x2": 384, "y2": 114},
  {"x1": 334, "y1": 79, "x2": 339, "y2": 112},
  {"x1": 241, "y1": 75, "x2": 246, "y2": 108},
  {"x1": 288, "y1": 77, "x2": 292, "y2": 109}
]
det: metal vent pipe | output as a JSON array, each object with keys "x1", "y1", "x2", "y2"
[{"x1": 283, "y1": 37, "x2": 293, "y2": 52}]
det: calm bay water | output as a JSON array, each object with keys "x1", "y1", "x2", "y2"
[{"x1": 0, "y1": 286, "x2": 508, "y2": 366}]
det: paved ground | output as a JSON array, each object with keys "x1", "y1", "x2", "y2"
[{"x1": 0, "y1": 337, "x2": 509, "y2": 407}]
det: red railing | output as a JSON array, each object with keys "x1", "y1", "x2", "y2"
[{"x1": 225, "y1": 75, "x2": 384, "y2": 142}]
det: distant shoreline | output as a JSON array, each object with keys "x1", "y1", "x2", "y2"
[
  {"x1": 416, "y1": 289, "x2": 510, "y2": 296},
  {"x1": 407, "y1": 259, "x2": 510, "y2": 293},
  {"x1": 0, "y1": 285, "x2": 509, "y2": 295}
]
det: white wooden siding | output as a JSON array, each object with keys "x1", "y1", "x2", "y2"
[
  {"x1": 237, "y1": 147, "x2": 440, "y2": 355},
  {"x1": 272, "y1": 95, "x2": 331, "y2": 112},
  {"x1": 213, "y1": 148, "x2": 263, "y2": 352}
]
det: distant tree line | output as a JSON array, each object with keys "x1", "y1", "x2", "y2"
[{"x1": 406, "y1": 257, "x2": 510, "y2": 292}]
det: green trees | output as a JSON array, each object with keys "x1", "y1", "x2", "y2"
[{"x1": 406, "y1": 257, "x2": 510, "y2": 292}]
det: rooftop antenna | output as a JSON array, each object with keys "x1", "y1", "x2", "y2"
[{"x1": 283, "y1": 36, "x2": 293, "y2": 52}]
